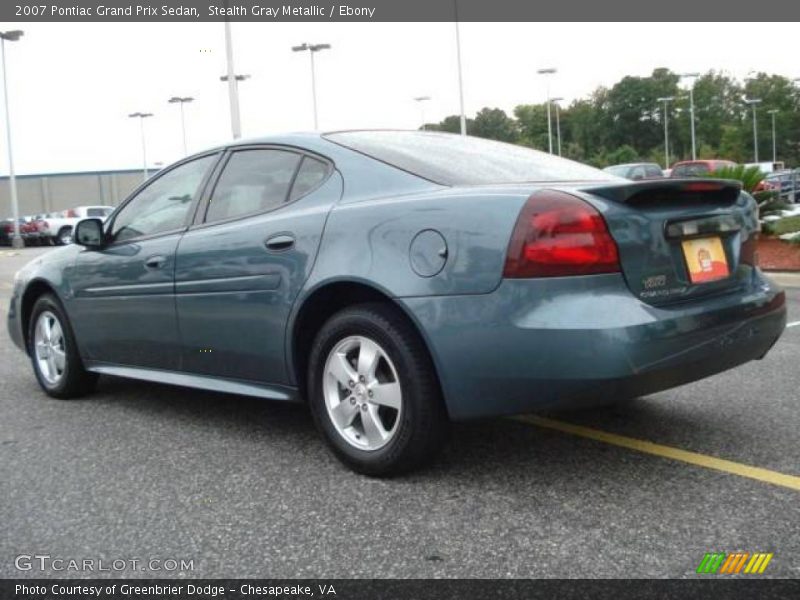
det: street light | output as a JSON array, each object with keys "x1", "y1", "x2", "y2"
[
  {"x1": 551, "y1": 97, "x2": 563, "y2": 157},
  {"x1": 413, "y1": 96, "x2": 431, "y2": 131},
  {"x1": 222, "y1": 12, "x2": 242, "y2": 140},
  {"x1": 128, "y1": 112, "x2": 153, "y2": 181},
  {"x1": 219, "y1": 73, "x2": 249, "y2": 138},
  {"x1": 292, "y1": 42, "x2": 331, "y2": 130},
  {"x1": 537, "y1": 67, "x2": 557, "y2": 154},
  {"x1": 168, "y1": 96, "x2": 194, "y2": 156},
  {"x1": 657, "y1": 96, "x2": 675, "y2": 170},
  {"x1": 680, "y1": 72, "x2": 700, "y2": 160},
  {"x1": 767, "y1": 108, "x2": 778, "y2": 165},
  {"x1": 1, "y1": 29, "x2": 24, "y2": 249},
  {"x1": 744, "y1": 97, "x2": 762, "y2": 163},
  {"x1": 453, "y1": 0, "x2": 467, "y2": 136}
]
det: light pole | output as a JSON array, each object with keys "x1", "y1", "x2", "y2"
[
  {"x1": 292, "y1": 43, "x2": 330, "y2": 130},
  {"x1": 1, "y1": 29, "x2": 24, "y2": 249},
  {"x1": 657, "y1": 96, "x2": 674, "y2": 170},
  {"x1": 537, "y1": 68, "x2": 557, "y2": 154},
  {"x1": 680, "y1": 72, "x2": 700, "y2": 160},
  {"x1": 222, "y1": 14, "x2": 242, "y2": 139},
  {"x1": 551, "y1": 97, "x2": 563, "y2": 157},
  {"x1": 744, "y1": 97, "x2": 762, "y2": 163},
  {"x1": 453, "y1": 0, "x2": 467, "y2": 135},
  {"x1": 413, "y1": 96, "x2": 431, "y2": 130},
  {"x1": 128, "y1": 112, "x2": 153, "y2": 181},
  {"x1": 767, "y1": 109, "x2": 778, "y2": 165},
  {"x1": 219, "y1": 73, "x2": 249, "y2": 138},
  {"x1": 168, "y1": 96, "x2": 194, "y2": 155}
]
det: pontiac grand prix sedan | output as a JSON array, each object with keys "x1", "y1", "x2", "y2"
[{"x1": 7, "y1": 131, "x2": 787, "y2": 475}]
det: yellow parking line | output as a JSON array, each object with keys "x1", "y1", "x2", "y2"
[{"x1": 514, "y1": 415, "x2": 800, "y2": 492}]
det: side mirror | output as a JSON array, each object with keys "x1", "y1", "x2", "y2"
[{"x1": 74, "y1": 218, "x2": 105, "y2": 248}]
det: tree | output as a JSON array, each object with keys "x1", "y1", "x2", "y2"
[{"x1": 470, "y1": 108, "x2": 518, "y2": 142}]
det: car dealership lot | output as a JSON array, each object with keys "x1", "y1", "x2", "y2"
[{"x1": 1, "y1": 247, "x2": 798, "y2": 579}]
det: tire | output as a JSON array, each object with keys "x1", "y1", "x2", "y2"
[
  {"x1": 308, "y1": 303, "x2": 448, "y2": 476},
  {"x1": 56, "y1": 227, "x2": 73, "y2": 246},
  {"x1": 28, "y1": 294, "x2": 97, "y2": 399}
]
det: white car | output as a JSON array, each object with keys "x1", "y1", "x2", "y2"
[{"x1": 39, "y1": 205, "x2": 115, "y2": 245}]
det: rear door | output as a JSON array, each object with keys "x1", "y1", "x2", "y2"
[
  {"x1": 174, "y1": 146, "x2": 341, "y2": 384},
  {"x1": 69, "y1": 153, "x2": 219, "y2": 369},
  {"x1": 577, "y1": 180, "x2": 759, "y2": 306}
]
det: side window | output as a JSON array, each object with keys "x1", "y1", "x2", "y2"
[
  {"x1": 111, "y1": 155, "x2": 216, "y2": 242},
  {"x1": 289, "y1": 157, "x2": 330, "y2": 202},
  {"x1": 645, "y1": 165, "x2": 662, "y2": 178},
  {"x1": 205, "y1": 149, "x2": 301, "y2": 223},
  {"x1": 629, "y1": 166, "x2": 646, "y2": 180}
]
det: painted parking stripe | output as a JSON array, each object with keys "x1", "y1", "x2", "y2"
[
  {"x1": 786, "y1": 321, "x2": 800, "y2": 328},
  {"x1": 515, "y1": 415, "x2": 800, "y2": 492}
]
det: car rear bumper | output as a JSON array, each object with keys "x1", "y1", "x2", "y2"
[{"x1": 400, "y1": 270, "x2": 786, "y2": 420}]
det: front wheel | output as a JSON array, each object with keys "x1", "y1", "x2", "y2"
[
  {"x1": 308, "y1": 303, "x2": 448, "y2": 476},
  {"x1": 57, "y1": 227, "x2": 73, "y2": 246},
  {"x1": 29, "y1": 294, "x2": 97, "y2": 399}
]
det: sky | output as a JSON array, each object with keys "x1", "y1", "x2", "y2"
[{"x1": 1, "y1": 21, "x2": 799, "y2": 175}]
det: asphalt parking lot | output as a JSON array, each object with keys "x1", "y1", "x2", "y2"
[{"x1": 1, "y1": 247, "x2": 798, "y2": 579}]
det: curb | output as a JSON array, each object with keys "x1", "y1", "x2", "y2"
[{"x1": 766, "y1": 271, "x2": 800, "y2": 288}]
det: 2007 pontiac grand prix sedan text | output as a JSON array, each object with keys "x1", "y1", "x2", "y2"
[{"x1": 7, "y1": 131, "x2": 786, "y2": 475}]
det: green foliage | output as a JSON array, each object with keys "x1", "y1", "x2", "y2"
[
  {"x1": 765, "y1": 215, "x2": 800, "y2": 236},
  {"x1": 470, "y1": 108, "x2": 518, "y2": 143},
  {"x1": 759, "y1": 199, "x2": 793, "y2": 216},
  {"x1": 705, "y1": 165, "x2": 765, "y2": 193},
  {"x1": 428, "y1": 68, "x2": 800, "y2": 168},
  {"x1": 606, "y1": 145, "x2": 639, "y2": 165}
]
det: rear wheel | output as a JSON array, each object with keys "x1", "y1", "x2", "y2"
[
  {"x1": 29, "y1": 294, "x2": 97, "y2": 399},
  {"x1": 308, "y1": 303, "x2": 448, "y2": 476}
]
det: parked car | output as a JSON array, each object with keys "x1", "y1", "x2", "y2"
[
  {"x1": 19, "y1": 217, "x2": 43, "y2": 246},
  {"x1": 0, "y1": 219, "x2": 13, "y2": 246},
  {"x1": 670, "y1": 159, "x2": 778, "y2": 194},
  {"x1": 39, "y1": 206, "x2": 115, "y2": 245},
  {"x1": 7, "y1": 131, "x2": 786, "y2": 475},
  {"x1": 603, "y1": 162, "x2": 664, "y2": 180},
  {"x1": 765, "y1": 170, "x2": 799, "y2": 202}
]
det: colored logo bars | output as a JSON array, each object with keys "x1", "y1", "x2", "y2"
[{"x1": 696, "y1": 552, "x2": 774, "y2": 574}]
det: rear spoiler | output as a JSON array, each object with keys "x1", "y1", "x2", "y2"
[{"x1": 584, "y1": 178, "x2": 743, "y2": 205}]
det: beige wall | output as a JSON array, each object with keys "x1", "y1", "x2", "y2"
[{"x1": 0, "y1": 170, "x2": 150, "y2": 218}]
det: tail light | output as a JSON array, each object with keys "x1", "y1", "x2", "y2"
[
  {"x1": 65, "y1": 209, "x2": 77, "y2": 218},
  {"x1": 503, "y1": 190, "x2": 621, "y2": 278}
]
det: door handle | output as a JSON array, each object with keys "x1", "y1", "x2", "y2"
[
  {"x1": 144, "y1": 255, "x2": 167, "y2": 270},
  {"x1": 265, "y1": 234, "x2": 295, "y2": 252}
]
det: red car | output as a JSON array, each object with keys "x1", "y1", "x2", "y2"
[{"x1": 670, "y1": 159, "x2": 779, "y2": 193}]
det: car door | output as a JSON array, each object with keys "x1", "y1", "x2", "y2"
[
  {"x1": 174, "y1": 146, "x2": 341, "y2": 384},
  {"x1": 69, "y1": 153, "x2": 219, "y2": 370}
]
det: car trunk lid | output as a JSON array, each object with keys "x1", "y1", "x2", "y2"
[{"x1": 571, "y1": 179, "x2": 759, "y2": 306}]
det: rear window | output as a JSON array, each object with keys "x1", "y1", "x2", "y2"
[
  {"x1": 672, "y1": 163, "x2": 711, "y2": 177},
  {"x1": 325, "y1": 131, "x2": 616, "y2": 186}
]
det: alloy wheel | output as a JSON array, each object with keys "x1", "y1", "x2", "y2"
[
  {"x1": 323, "y1": 335, "x2": 403, "y2": 451},
  {"x1": 34, "y1": 310, "x2": 67, "y2": 386}
]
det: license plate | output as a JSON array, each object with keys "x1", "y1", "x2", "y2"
[{"x1": 681, "y1": 236, "x2": 730, "y2": 284}]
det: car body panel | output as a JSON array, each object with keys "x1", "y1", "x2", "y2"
[
  {"x1": 68, "y1": 233, "x2": 185, "y2": 369},
  {"x1": 400, "y1": 272, "x2": 785, "y2": 419},
  {"x1": 174, "y1": 169, "x2": 343, "y2": 383}
]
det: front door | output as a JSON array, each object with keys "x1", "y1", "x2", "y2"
[{"x1": 69, "y1": 154, "x2": 219, "y2": 370}]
